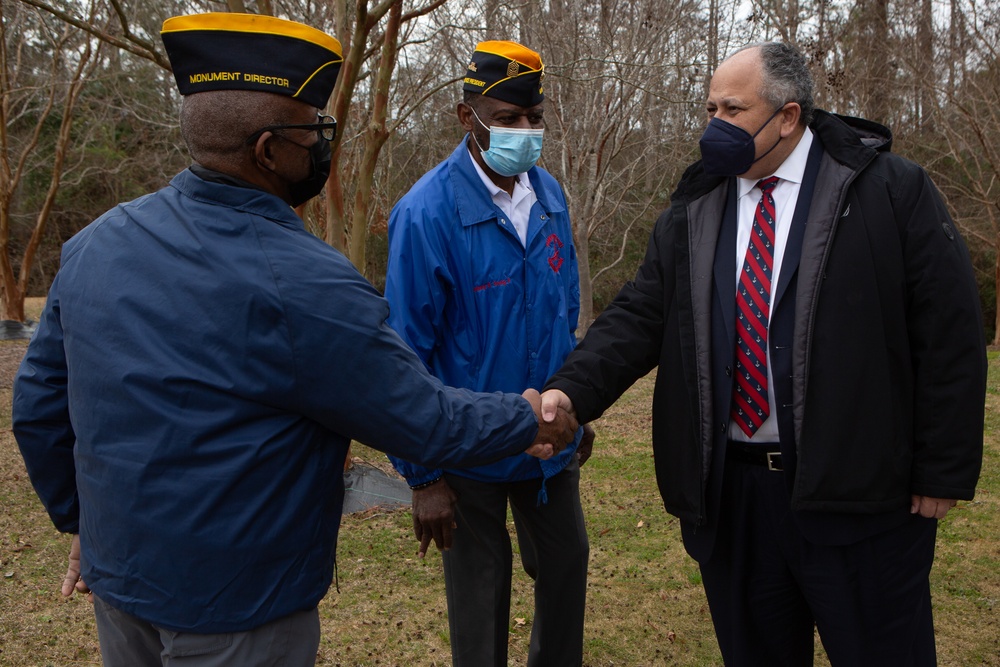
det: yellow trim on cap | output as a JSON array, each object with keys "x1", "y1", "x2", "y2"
[
  {"x1": 480, "y1": 71, "x2": 542, "y2": 98},
  {"x1": 162, "y1": 13, "x2": 342, "y2": 58},
  {"x1": 293, "y1": 60, "x2": 342, "y2": 99},
  {"x1": 473, "y1": 40, "x2": 542, "y2": 71}
]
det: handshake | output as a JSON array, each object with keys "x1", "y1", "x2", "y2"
[{"x1": 521, "y1": 388, "x2": 578, "y2": 459}]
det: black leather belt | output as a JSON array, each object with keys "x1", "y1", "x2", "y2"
[{"x1": 727, "y1": 441, "x2": 783, "y2": 471}]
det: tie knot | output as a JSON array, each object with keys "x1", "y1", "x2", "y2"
[{"x1": 757, "y1": 176, "x2": 779, "y2": 193}]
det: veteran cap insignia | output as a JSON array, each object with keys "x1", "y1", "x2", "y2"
[{"x1": 462, "y1": 40, "x2": 544, "y2": 108}]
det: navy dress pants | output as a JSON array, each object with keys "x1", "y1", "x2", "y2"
[{"x1": 697, "y1": 455, "x2": 938, "y2": 666}]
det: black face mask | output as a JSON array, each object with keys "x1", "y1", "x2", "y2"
[
  {"x1": 698, "y1": 106, "x2": 784, "y2": 177},
  {"x1": 286, "y1": 138, "x2": 332, "y2": 207}
]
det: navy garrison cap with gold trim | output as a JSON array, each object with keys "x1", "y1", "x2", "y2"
[
  {"x1": 161, "y1": 13, "x2": 343, "y2": 109},
  {"x1": 463, "y1": 40, "x2": 544, "y2": 107}
]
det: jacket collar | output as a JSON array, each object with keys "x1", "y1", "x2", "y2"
[
  {"x1": 171, "y1": 168, "x2": 307, "y2": 230},
  {"x1": 447, "y1": 136, "x2": 565, "y2": 228},
  {"x1": 809, "y1": 109, "x2": 891, "y2": 169}
]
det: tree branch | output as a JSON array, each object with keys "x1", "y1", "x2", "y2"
[{"x1": 17, "y1": 0, "x2": 171, "y2": 69}]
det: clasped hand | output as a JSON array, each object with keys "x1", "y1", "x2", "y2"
[
  {"x1": 521, "y1": 388, "x2": 577, "y2": 459},
  {"x1": 411, "y1": 388, "x2": 581, "y2": 558}
]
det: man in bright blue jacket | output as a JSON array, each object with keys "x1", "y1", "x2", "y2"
[
  {"x1": 384, "y1": 41, "x2": 591, "y2": 667},
  {"x1": 11, "y1": 16, "x2": 576, "y2": 667}
]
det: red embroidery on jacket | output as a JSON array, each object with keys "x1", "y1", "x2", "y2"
[
  {"x1": 546, "y1": 234, "x2": 564, "y2": 273},
  {"x1": 473, "y1": 277, "x2": 512, "y2": 293}
]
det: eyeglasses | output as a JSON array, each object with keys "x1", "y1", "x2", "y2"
[{"x1": 245, "y1": 114, "x2": 337, "y2": 145}]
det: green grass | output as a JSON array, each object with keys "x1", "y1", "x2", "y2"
[{"x1": 1, "y1": 356, "x2": 998, "y2": 665}]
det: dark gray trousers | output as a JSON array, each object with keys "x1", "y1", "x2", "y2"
[
  {"x1": 442, "y1": 458, "x2": 589, "y2": 667},
  {"x1": 92, "y1": 594, "x2": 320, "y2": 666}
]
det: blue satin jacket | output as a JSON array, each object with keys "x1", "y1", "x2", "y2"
[
  {"x1": 12, "y1": 168, "x2": 539, "y2": 633},
  {"x1": 385, "y1": 140, "x2": 581, "y2": 487}
]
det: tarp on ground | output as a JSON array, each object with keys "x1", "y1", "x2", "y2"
[
  {"x1": 342, "y1": 462, "x2": 412, "y2": 513},
  {"x1": 0, "y1": 320, "x2": 35, "y2": 340}
]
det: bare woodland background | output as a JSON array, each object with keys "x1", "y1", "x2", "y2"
[{"x1": 1, "y1": 0, "x2": 998, "y2": 340}]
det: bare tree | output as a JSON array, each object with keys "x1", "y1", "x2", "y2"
[
  {"x1": 15, "y1": 0, "x2": 463, "y2": 282},
  {"x1": 0, "y1": 1, "x2": 102, "y2": 320},
  {"x1": 933, "y1": 97, "x2": 1000, "y2": 342},
  {"x1": 528, "y1": 0, "x2": 706, "y2": 330},
  {"x1": 11, "y1": 0, "x2": 1000, "y2": 345},
  {"x1": 851, "y1": 0, "x2": 892, "y2": 122},
  {"x1": 321, "y1": 0, "x2": 454, "y2": 276},
  {"x1": 916, "y1": 0, "x2": 935, "y2": 130},
  {"x1": 922, "y1": 0, "x2": 1000, "y2": 341},
  {"x1": 18, "y1": 0, "x2": 168, "y2": 68}
]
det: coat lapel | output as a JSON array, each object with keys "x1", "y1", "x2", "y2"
[
  {"x1": 773, "y1": 136, "x2": 825, "y2": 310},
  {"x1": 712, "y1": 180, "x2": 739, "y2": 347}
]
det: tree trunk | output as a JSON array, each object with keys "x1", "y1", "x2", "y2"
[
  {"x1": 17, "y1": 38, "x2": 95, "y2": 315},
  {"x1": 707, "y1": 0, "x2": 719, "y2": 88},
  {"x1": 918, "y1": 0, "x2": 934, "y2": 130},
  {"x1": 0, "y1": 252, "x2": 23, "y2": 321},
  {"x1": 325, "y1": 0, "x2": 370, "y2": 253},
  {"x1": 0, "y1": 9, "x2": 87, "y2": 322},
  {"x1": 994, "y1": 251, "x2": 1000, "y2": 346},
  {"x1": 484, "y1": 0, "x2": 500, "y2": 38},
  {"x1": 867, "y1": 0, "x2": 891, "y2": 123},
  {"x1": 575, "y1": 226, "x2": 593, "y2": 338},
  {"x1": 348, "y1": 0, "x2": 401, "y2": 274}
]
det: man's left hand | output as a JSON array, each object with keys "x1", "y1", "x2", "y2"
[
  {"x1": 910, "y1": 495, "x2": 958, "y2": 519},
  {"x1": 62, "y1": 534, "x2": 92, "y2": 600}
]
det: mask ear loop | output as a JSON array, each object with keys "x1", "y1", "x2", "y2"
[
  {"x1": 748, "y1": 105, "x2": 787, "y2": 167},
  {"x1": 469, "y1": 107, "x2": 491, "y2": 153}
]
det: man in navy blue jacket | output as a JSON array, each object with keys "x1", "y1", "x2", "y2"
[
  {"x1": 12, "y1": 14, "x2": 576, "y2": 667},
  {"x1": 542, "y1": 42, "x2": 985, "y2": 665}
]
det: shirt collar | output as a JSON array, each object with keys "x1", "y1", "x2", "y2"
[
  {"x1": 737, "y1": 126, "x2": 814, "y2": 199},
  {"x1": 467, "y1": 148, "x2": 532, "y2": 198}
]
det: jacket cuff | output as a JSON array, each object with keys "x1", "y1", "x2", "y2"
[{"x1": 405, "y1": 470, "x2": 443, "y2": 488}]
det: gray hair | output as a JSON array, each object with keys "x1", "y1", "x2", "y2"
[
  {"x1": 734, "y1": 42, "x2": 815, "y2": 126},
  {"x1": 180, "y1": 90, "x2": 304, "y2": 169}
]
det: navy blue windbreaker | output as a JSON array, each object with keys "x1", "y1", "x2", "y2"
[{"x1": 12, "y1": 168, "x2": 540, "y2": 632}]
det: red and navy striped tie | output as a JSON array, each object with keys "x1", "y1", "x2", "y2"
[{"x1": 732, "y1": 176, "x2": 780, "y2": 437}]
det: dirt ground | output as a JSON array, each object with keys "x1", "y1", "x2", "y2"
[
  {"x1": 0, "y1": 341, "x2": 28, "y2": 390},
  {"x1": 0, "y1": 297, "x2": 45, "y2": 386}
]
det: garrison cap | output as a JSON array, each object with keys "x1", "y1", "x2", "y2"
[
  {"x1": 161, "y1": 13, "x2": 343, "y2": 109},
  {"x1": 463, "y1": 40, "x2": 544, "y2": 107}
]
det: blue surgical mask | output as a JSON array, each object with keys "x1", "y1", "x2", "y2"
[
  {"x1": 471, "y1": 108, "x2": 544, "y2": 177},
  {"x1": 698, "y1": 106, "x2": 784, "y2": 177}
]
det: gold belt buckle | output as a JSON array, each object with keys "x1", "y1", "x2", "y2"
[{"x1": 766, "y1": 451, "x2": 783, "y2": 472}]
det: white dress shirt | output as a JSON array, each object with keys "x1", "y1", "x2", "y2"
[
  {"x1": 729, "y1": 127, "x2": 815, "y2": 443},
  {"x1": 468, "y1": 149, "x2": 537, "y2": 247}
]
